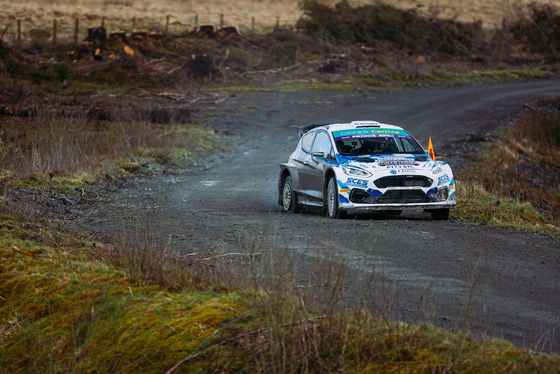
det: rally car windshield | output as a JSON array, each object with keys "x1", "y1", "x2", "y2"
[{"x1": 333, "y1": 128, "x2": 425, "y2": 156}]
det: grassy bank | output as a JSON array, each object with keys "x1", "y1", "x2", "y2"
[
  {"x1": 2, "y1": 218, "x2": 560, "y2": 373},
  {"x1": 454, "y1": 97, "x2": 560, "y2": 238},
  {"x1": 0, "y1": 78, "x2": 224, "y2": 194}
]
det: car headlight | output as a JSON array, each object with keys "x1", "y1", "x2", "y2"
[
  {"x1": 431, "y1": 165, "x2": 444, "y2": 175},
  {"x1": 342, "y1": 166, "x2": 372, "y2": 177}
]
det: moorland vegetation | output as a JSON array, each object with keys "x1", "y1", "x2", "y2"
[{"x1": 1, "y1": 0, "x2": 560, "y2": 372}]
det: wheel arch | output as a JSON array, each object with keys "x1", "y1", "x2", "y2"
[
  {"x1": 323, "y1": 168, "x2": 337, "y2": 196},
  {"x1": 322, "y1": 167, "x2": 337, "y2": 214}
]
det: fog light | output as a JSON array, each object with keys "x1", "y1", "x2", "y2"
[{"x1": 435, "y1": 187, "x2": 449, "y2": 201}]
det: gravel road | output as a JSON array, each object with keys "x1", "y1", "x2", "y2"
[{"x1": 93, "y1": 80, "x2": 560, "y2": 353}]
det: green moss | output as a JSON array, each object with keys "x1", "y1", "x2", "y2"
[
  {"x1": 0, "y1": 225, "x2": 246, "y2": 373},
  {"x1": 453, "y1": 193, "x2": 560, "y2": 238},
  {"x1": 2, "y1": 220, "x2": 560, "y2": 372},
  {"x1": 361, "y1": 68, "x2": 552, "y2": 90}
]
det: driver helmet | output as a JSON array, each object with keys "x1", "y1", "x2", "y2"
[{"x1": 370, "y1": 137, "x2": 389, "y2": 153}]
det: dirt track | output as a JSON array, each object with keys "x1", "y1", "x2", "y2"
[{"x1": 88, "y1": 80, "x2": 560, "y2": 353}]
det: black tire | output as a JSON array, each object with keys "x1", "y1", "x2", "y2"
[
  {"x1": 326, "y1": 177, "x2": 345, "y2": 219},
  {"x1": 281, "y1": 176, "x2": 299, "y2": 213},
  {"x1": 430, "y1": 208, "x2": 450, "y2": 220}
]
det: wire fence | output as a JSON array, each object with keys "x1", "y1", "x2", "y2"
[{"x1": 1, "y1": 13, "x2": 294, "y2": 45}]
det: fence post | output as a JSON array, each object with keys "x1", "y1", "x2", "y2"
[
  {"x1": 74, "y1": 18, "x2": 79, "y2": 44},
  {"x1": 53, "y1": 19, "x2": 57, "y2": 46},
  {"x1": 251, "y1": 16, "x2": 255, "y2": 34},
  {"x1": 17, "y1": 19, "x2": 21, "y2": 44},
  {"x1": 165, "y1": 15, "x2": 170, "y2": 34},
  {"x1": 132, "y1": 17, "x2": 136, "y2": 31},
  {"x1": 220, "y1": 14, "x2": 224, "y2": 28},
  {"x1": 101, "y1": 16, "x2": 105, "y2": 28},
  {"x1": 194, "y1": 15, "x2": 198, "y2": 28},
  {"x1": 275, "y1": 16, "x2": 280, "y2": 30}
]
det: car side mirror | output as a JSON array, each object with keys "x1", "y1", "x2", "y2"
[{"x1": 312, "y1": 152, "x2": 325, "y2": 159}]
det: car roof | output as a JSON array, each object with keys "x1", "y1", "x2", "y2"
[{"x1": 298, "y1": 121, "x2": 404, "y2": 137}]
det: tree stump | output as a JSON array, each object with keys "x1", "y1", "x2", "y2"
[
  {"x1": 185, "y1": 54, "x2": 219, "y2": 79},
  {"x1": 86, "y1": 27, "x2": 107, "y2": 42}
]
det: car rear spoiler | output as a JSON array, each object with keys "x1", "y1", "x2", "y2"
[{"x1": 297, "y1": 123, "x2": 329, "y2": 138}]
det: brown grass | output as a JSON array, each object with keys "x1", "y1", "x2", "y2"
[
  {"x1": 456, "y1": 98, "x2": 560, "y2": 230},
  {"x1": 0, "y1": 0, "x2": 558, "y2": 43},
  {"x1": 1, "y1": 108, "x2": 155, "y2": 178},
  {"x1": 0, "y1": 78, "x2": 222, "y2": 180}
]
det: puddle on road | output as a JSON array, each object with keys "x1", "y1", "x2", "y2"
[{"x1": 200, "y1": 180, "x2": 220, "y2": 187}]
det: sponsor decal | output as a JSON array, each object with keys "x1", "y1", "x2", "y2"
[
  {"x1": 385, "y1": 165, "x2": 416, "y2": 169},
  {"x1": 345, "y1": 178, "x2": 368, "y2": 188},
  {"x1": 438, "y1": 174, "x2": 450, "y2": 185},
  {"x1": 377, "y1": 160, "x2": 420, "y2": 167},
  {"x1": 387, "y1": 186, "x2": 423, "y2": 190},
  {"x1": 390, "y1": 169, "x2": 416, "y2": 174},
  {"x1": 337, "y1": 179, "x2": 349, "y2": 189},
  {"x1": 340, "y1": 188, "x2": 350, "y2": 193},
  {"x1": 333, "y1": 128, "x2": 410, "y2": 140}
]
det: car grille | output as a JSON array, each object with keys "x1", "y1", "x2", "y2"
[
  {"x1": 374, "y1": 175, "x2": 432, "y2": 188},
  {"x1": 376, "y1": 190, "x2": 430, "y2": 204}
]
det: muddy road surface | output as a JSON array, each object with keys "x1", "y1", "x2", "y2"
[{"x1": 91, "y1": 80, "x2": 560, "y2": 353}]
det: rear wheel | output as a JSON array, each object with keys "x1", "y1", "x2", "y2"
[
  {"x1": 326, "y1": 177, "x2": 344, "y2": 219},
  {"x1": 430, "y1": 208, "x2": 450, "y2": 220},
  {"x1": 282, "y1": 176, "x2": 298, "y2": 213}
]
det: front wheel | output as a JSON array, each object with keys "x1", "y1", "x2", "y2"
[
  {"x1": 326, "y1": 177, "x2": 345, "y2": 219},
  {"x1": 430, "y1": 208, "x2": 450, "y2": 220},
  {"x1": 281, "y1": 176, "x2": 299, "y2": 213}
]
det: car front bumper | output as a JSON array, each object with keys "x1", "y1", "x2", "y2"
[{"x1": 339, "y1": 201, "x2": 456, "y2": 213}]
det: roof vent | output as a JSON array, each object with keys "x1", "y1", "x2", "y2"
[{"x1": 352, "y1": 121, "x2": 380, "y2": 128}]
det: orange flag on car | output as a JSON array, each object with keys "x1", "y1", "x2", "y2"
[{"x1": 428, "y1": 137, "x2": 435, "y2": 161}]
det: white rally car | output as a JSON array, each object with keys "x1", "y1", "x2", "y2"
[{"x1": 278, "y1": 121, "x2": 456, "y2": 220}]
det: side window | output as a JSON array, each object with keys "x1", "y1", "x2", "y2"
[
  {"x1": 301, "y1": 132, "x2": 316, "y2": 154},
  {"x1": 312, "y1": 131, "x2": 333, "y2": 156}
]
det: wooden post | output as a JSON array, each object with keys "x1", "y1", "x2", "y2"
[
  {"x1": 251, "y1": 16, "x2": 255, "y2": 34},
  {"x1": 165, "y1": 15, "x2": 170, "y2": 33},
  {"x1": 220, "y1": 14, "x2": 224, "y2": 28},
  {"x1": 275, "y1": 16, "x2": 280, "y2": 30},
  {"x1": 53, "y1": 19, "x2": 57, "y2": 46},
  {"x1": 74, "y1": 18, "x2": 79, "y2": 44},
  {"x1": 17, "y1": 19, "x2": 21, "y2": 43},
  {"x1": 132, "y1": 17, "x2": 136, "y2": 31},
  {"x1": 194, "y1": 15, "x2": 198, "y2": 27},
  {"x1": 101, "y1": 16, "x2": 105, "y2": 28}
]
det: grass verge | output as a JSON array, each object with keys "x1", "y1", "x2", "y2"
[
  {"x1": 2, "y1": 217, "x2": 560, "y2": 373},
  {"x1": 0, "y1": 79, "x2": 224, "y2": 194},
  {"x1": 453, "y1": 97, "x2": 560, "y2": 238}
]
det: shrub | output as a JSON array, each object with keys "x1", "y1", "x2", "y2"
[
  {"x1": 507, "y1": 2, "x2": 560, "y2": 56},
  {"x1": 297, "y1": 0, "x2": 488, "y2": 56},
  {"x1": 261, "y1": 42, "x2": 299, "y2": 68}
]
